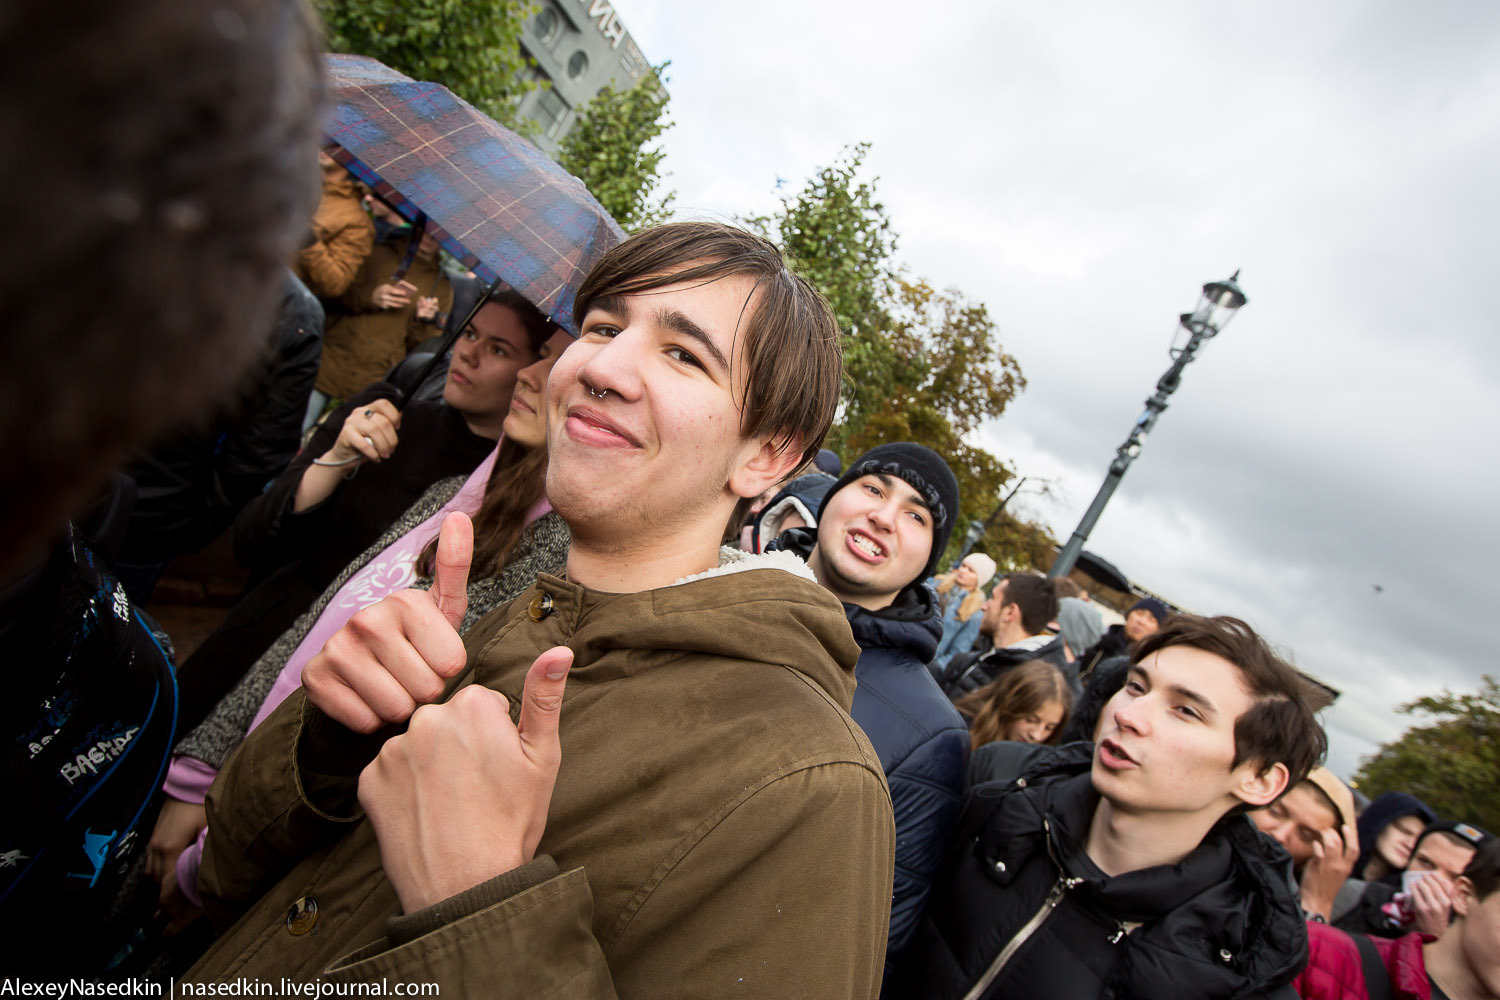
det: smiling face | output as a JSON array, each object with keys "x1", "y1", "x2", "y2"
[
  {"x1": 503, "y1": 328, "x2": 572, "y2": 449},
  {"x1": 443, "y1": 301, "x2": 535, "y2": 438},
  {"x1": 1003, "y1": 699, "x2": 1067, "y2": 745},
  {"x1": 808, "y1": 474, "x2": 934, "y2": 611},
  {"x1": 1093, "y1": 645, "x2": 1286, "y2": 825},
  {"x1": 1252, "y1": 783, "x2": 1340, "y2": 868},
  {"x1": 544, "y1": 272, "x2": 794, "y2": 551}
]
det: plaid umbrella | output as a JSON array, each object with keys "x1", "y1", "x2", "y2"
[{"x1": 322, "y1": 54, "x2": 624, "y2": 336}]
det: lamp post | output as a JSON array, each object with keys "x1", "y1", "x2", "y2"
[{"x1": 1048, "y1": 272, "x2": 1247, "y2": 579}]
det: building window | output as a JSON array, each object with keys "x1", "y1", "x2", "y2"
[
  {"x1": 532, "y1": 5, "x2": 560, "y2": 45},
  {"x1": 567, "y1": 50, "x2": 589, "y2": 81},
  {"x1": 535, "y1": 85, "x2": 570, "y2": 138}
]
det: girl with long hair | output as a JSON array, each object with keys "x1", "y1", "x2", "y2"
[
  {"x1": 144, "y1": 323, "x2": 578, "y2": 949},
  {"x1": 931, "y1": 552, "x2": 997, "y2": 671},
  {"x1": 953, "y1": 659, "x2": 1074, "y2": 749}
]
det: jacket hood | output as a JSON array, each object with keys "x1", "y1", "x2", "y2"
[
  {"x1": 532, "y1": 545, "x2": 862, "y2": 709},
  {"x1": 1355, "y1": 791, "x2": 1438, "y2": 878},
  {"x1": 769, "y1": 528, "x2": 941, "y2": 661},
  {"x1": 970, "y1": 743, "x2": 1308, "y2": 999}
]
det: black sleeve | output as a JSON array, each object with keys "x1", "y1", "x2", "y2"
[
  {"x1": 213, "y1": 278, "x2": 325, "y2": 520},
  {"x1": 966, "y1": 740, "x2": 1050, "y2": 790},
  {"x1": 231, "y1": 381, "x2": 398, "y2": 573}
]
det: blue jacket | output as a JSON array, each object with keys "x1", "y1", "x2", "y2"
[
  {"x1": 772, "y1": 529, "x2": 971, "y2": 977},
  {"x1": 849, "y1": 589, "x2": 971, "y2": 979}
]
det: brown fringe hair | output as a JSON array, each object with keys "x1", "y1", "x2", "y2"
[{"x1": 954, "y1": 660, "x2": 1074, "y2": 750}]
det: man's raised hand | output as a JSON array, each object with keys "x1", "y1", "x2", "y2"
[
  {"x1": 302, "y1": 512, "x2": 474, "y2": 733},
  {"x1": 359, "y1": 645, "x2": 575, "y2": 913}
]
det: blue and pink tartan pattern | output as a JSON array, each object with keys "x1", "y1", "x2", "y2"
[{"x1": 322, "y1": 54, "x2": 625, "y2": 336}]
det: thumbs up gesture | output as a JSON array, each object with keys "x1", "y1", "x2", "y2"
[
  {"x1": 303, "y1": 512, "x2": 576, "y2": 910},
  {"x1": 303, "y1": 512, "x2": 478, "y2": 733}
]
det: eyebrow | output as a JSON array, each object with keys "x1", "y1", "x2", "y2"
[
  {"x1": 584, "y1": 295, "x2": 732, "y2": 376},
  {"x1": 875, "y1": 473, "x2": 932, "y2": 512},
  {"x1": 655, "y1": 307, "x2": 731, "y2": 375},
  {"x1": 1129, "y1": 664, "x2": 1220, "y2": 719}
]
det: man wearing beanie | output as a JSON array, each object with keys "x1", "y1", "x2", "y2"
[
  {"x1": 771, "y1": 442, "x2": 970, "y2": 979},
  {"x1": 1078, "y1": 595, "x2": 1171, "y2": 676}
]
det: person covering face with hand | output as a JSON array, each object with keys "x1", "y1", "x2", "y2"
[{"x1": 182, "y1": 222, "x2": 896, "y2": 999}]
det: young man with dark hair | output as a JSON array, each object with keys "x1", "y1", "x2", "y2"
[
  {"x1": 1297, "y1": 837, "x2": 1500, "y2": 1000},
  {"x1": 184, "y1": 222, "x2": 896, "y2": 996},
  {"x1": 891, "y1": 614, "x2": 1328, "y2": 1000},
  {"x1": 773, "y1": 443, "x2": 971, "y2": 972},
  {"x1": 938, "y1": 572, "x2": 1068, "y2": 698}
]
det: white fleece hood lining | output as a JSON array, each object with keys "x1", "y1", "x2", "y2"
[{"x1": 668, "y1": 545, "x2": 818, "y2": 588}]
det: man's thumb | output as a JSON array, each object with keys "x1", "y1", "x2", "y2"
[
  {"x1": 517, "y1": 646, "x2": 574, "y2": 759},
  {"x1": 430, "y1": 512, "x2": 473, "y2": 629}
]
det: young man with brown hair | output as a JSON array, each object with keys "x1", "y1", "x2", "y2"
[
  {"x1": 184, "y1": 222, "x2": 896, "y2": 997},
  {"x1": 937, "y1": 572, "x2": 1069, "y2": 698},
  {"x1": 891, "y1": 614, "x2": 1328, "y2": 1000}
]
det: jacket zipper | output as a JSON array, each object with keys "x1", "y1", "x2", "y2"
[{"x1": 960, "y1": 875, "x2": 1076, "y2": 1000}]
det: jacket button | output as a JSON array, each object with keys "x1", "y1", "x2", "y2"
[
  {"x1": 286, "y1": 897, "x2": 318, "y2": 935},
  {"x1": 991, "y1": 859, "x2": 1007, "y2": 873},
  {"x1": 528, "y1": 592, "x2": 554, "y2": 621}
]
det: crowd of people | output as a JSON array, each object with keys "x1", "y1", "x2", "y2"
[{"x1": 2, "y1": 2, "x2": 1493, "y2": 997}]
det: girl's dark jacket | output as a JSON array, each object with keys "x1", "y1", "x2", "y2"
[{"x1": 887, "y1": 742, "x2": 1307, "y2": 1000}]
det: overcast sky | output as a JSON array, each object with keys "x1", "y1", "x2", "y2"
[{"x1": 617, "y1": 0, "x2": 1500, "y2": 779}]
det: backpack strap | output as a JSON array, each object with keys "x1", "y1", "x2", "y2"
[{"x1": 1349, "y1": 930, "x2": 1394, "y2": 1000}]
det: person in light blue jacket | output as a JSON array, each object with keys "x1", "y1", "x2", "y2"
[{"x1": 930, "y1": 552, "x2": 996, "y2": 671}]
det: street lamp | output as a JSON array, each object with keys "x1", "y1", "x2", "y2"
[{"x1": 1048, "y1": 271, "x2": 1247, "y2": 579}]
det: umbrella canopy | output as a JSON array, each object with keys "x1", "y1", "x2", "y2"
[
  {"x1": 322, "y1": 54, "x2": 624, "y2": 336},
  {"x1": 1075, "y1": 550, "x2": 1131, "y2": 593}
]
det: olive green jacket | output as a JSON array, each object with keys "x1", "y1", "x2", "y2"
[{"x1": 187, "y1": 548, "x2": 895, "y2": 998}]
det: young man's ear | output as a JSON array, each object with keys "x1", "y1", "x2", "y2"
[
  {"x1": 1450, "y1": 876, "x2": 1478, "y2": 919},
  {"x1": 728, "y1": 433, "x2": 804, "y2": 501},
  {"x1": 1232, "y1": 761, "x2": 1290, "y2": 810}
]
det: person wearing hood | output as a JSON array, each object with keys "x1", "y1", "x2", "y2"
[
  {"x1": 1337, "y1": 818, "x2": 1495, "y2": 941},
  {"x1": 772, "y1": 442, "x2": 970, "y2": 978},
  {"x1": 747, "y1": 471, "x2": 836, "y2": 553},
  {"x1": 889, "y1": 613, "x2": 1328, "y2": 1000},
  {"x1": 930, "y1": 552, "x2": 997, "y2": 672},
  {"x1": 1356, "y1": 791, "x2": 1439, "y2": 883}
]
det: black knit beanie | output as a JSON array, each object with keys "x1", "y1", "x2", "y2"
[{"x1": 818, "y1": 442, "x2": 960, "y2": 581}]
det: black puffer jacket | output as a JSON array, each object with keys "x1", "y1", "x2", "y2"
[
  {"x1": 888, "y1": 743, "x2": 1307, "y2": 1000},
  {"x1": 937, "y1": 634, "x2": 1074, "y2": 700},
  {"x1": 116, "y1": 272, "x2": 323, "y2": 576}
]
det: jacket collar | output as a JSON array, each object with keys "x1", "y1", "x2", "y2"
[{"x1": 971, "y1": 742, "x2": 1308, "y2": 997}]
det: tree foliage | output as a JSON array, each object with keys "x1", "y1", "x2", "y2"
[
  {"x1": 748, "y1": 146, "x2": 1047, "y2": 570},
  {"x1": 1353, "y1": 676, "x2": 1500, "y2": 832},
  {"x1": 555, "y1": 63, "x2": 675, "y2": 231},
  {"x1": 316, "y1": 0, "x2": 537, "y2": 128}
]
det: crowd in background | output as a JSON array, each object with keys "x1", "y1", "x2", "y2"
[{"x1": 2, "y1": 3, "x2": 1495, "y2": 996}]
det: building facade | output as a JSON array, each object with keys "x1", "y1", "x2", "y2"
[{"x1": 516, "y1": 0, "x2": 655, "y2": 152}]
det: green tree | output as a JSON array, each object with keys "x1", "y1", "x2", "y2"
[
  {"x1": 744, "y1": 144, "x2": 901, "y2": 435},
  {"x1": 317, "y1": 0, "x2": 537, "y2": 128},
  {"x1": 1352, "y1": 676, "x2": 1500, "y2": 832},
  {"x1": 555, "y1": 63, "x2": 675, "y2": 231},
  {"x1": 749, "y1": 148, "x2": 1041, "y2": 570}
]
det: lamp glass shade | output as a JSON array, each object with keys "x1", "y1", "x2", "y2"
[{"x1": 1187, "y1": 275, "x2": 1247, "y2": 335}]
